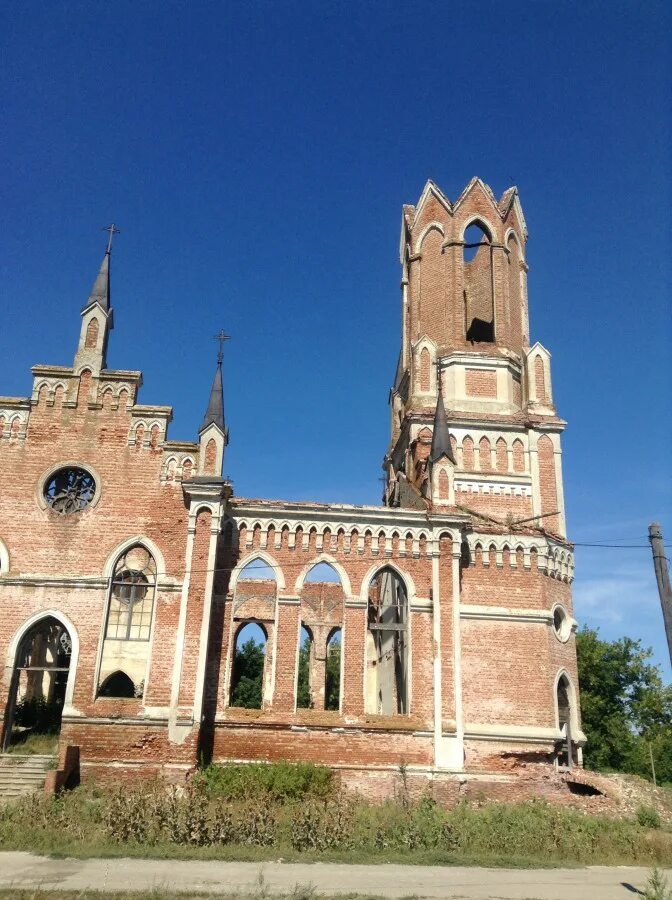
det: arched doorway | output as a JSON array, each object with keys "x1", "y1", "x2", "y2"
[{"x1": 2, "y1": 616, "x2": 72, "y2": 751}]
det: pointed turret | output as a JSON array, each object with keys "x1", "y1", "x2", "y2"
[
  {"x1": 200, "y1": 357, "x2": 226, "y2": 435},
  {"x1": 429, "y1": 372, "x2": 455, "y2": 465},
  {"x1": 83, "y1": 249, "x2": 111, "y2": 313},
  {"x1": 74, "y1": 226, "x2": 118, "y2": 374},
  {"x1": 197, "y1": 333, "x2": 230, "y2": 478},
  {"x1": 428, "y1": 368, "x2": 455, "y2": 507}
]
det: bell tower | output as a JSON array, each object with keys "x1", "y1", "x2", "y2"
[{"x1": 386, "y1": 178, "x2": 566, "y2": 538}]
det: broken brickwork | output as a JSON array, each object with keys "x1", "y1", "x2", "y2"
[{"x1": 0, "y1": 178, "x2": 582, "y2": 799}]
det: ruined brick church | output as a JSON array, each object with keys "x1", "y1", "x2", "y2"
[{"x1": 0, "y1": 178, "x2": 584, "y2": 799}]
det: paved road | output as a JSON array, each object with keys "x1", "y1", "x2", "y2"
[{"x1": 0, "y1": 852, "x2": 668, "y2": 898}]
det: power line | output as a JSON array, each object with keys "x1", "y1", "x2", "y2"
[{"x1": 572, "y1": 542, "x2": 650, "y2": 549}]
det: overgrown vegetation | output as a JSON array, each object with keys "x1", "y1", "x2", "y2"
[
  {"x1": 4, "y1": 731, "x2": 58, "y2": 755},
  {"x1": 194, "y1": 762, "x2": 333, "y2": 801},
  {"x1": 576, "y1": 626, "x2": 672, "y2": 783},
  {"x1": 0, "y1": 762, "x2": 670, "y2": 866},
  {"x1": 645, "y1": 867, "x2": 672, "y2": 900},
  {"x1": 0, "y1": 889, "x2": 375, "y2": 900}
]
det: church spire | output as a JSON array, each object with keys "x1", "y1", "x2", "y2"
[
  {"x1": 200, "y1": 355, "x2": 226, "y2": 434},
  {"x1": 82, "y1": 225, "x2": 118, "y2": 314},
  {"x1": 429, "y1": 363, "x2": 456, "y2": 465},
  {"x1": 197, "y1": 332, "x2": 229, "y2": 478},
  {"x1": 84, "y1": 250, "x2": 110, "y2": 312},
  {"x1": 74, "y1": 226, "x2": 118, "y2": 373}
]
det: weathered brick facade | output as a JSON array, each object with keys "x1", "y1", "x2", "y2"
[{"x1": 0, "y1": 179, "x2": 583, "y2": 799}]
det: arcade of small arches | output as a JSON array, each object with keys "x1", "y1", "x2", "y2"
[
  {"x1": 467, "y1": 538, "x2": 574, "y2": 583},
  {"x1": 32, "y1": 377, "x2": 134, "y2": 411},
  {"x1": 447, "y1": 433, "x2": 529, "y2": 473},
  {"x1": 233, "y1": 519, "x2": 439, "y2": 558},
  {"x1": 129, "y1": 420, "x2": 166, "y2": 450},
  {"x1": 0, "y1": 412, "x2": 27, "y2": 441},
  {"x1": 221, "y1": 520, "x2": 573, "y2": 582},
  {"x1": 161, "y1": 455, "x2": 196, "y2": 483},
  {"x1": 402, "y1": 423, "x2": 558, "y2": 480}
]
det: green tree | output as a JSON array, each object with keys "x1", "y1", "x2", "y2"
[
  {"x1": 325, "y1": 637, "x2": 341, "y2": 711},
  {"x1": 576, "y1": 626, "x2": 672, "y2": 782},
  {"x1": 296, "y1": 640, "x2": 312, "y2": 709},
  {"x1": 230, "y1": 637, "x2": 265, "y2": 709}
]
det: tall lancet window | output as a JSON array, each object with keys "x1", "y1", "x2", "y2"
[
  {"x1": 97, "y1": 544, "x2": 157, "y2": 699},
  {"x1": 365, "y1": 568, "x2": 409, "y2": 715},
  {"x1": 463, "y1": 221, "x2": 495, "y2": 343}
]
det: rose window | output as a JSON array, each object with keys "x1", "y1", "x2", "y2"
[{"x1": 44, "y1": 467, "x2": 96, "y2": 515}]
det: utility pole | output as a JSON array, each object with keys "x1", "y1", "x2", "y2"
[{"x1": 648, "y1": 522, "x2": 672, "y2": 667}]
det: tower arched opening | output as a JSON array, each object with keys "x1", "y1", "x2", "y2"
[{"x1": 463, "y1": 221, "x2": 495, "y2": 343}]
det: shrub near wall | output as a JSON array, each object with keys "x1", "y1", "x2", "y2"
[{"x1": 0, "y1": 764, "x2": 670, "y2": 866}]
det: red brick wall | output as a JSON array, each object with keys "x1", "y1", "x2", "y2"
[
  {"x1": 0, "y1": 370, "x2": 192, "y2": 748},
  {"x1": 538, "y1": 436, "x2": 559, "y2": 532},
  {"x1": 405, "y1": 182, "x2": 527, "y2": 355},
  {"x1": 178, "y1": 508, "x2": 211, "y2": 708},
  {"x1": 465, "y1": 368, "x2": 497, "y2": 398},
  {"x1": 535, "y1": 356, "x2": 546, "y2": 402}
]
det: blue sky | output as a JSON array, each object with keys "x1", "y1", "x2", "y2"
[{"x1": 2, "y1": 2, "x2": 670, "y2": 676}]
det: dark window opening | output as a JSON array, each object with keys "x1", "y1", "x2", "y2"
[
  {"x1": 98, "y1": 670, "x2": 136, "y2": 698},
  {"x1": 463, "y1": 222, "x2": 495, "y2": 343}
]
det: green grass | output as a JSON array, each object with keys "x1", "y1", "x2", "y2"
[
  {"x1": 194, "y1": 761, "x2": 334, "y2": 801},
  {"x1": 3, "y1": 733, "x2": 58, "y2": 755}
]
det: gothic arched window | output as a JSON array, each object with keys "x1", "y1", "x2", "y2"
[
  {"x1": 365, "y1": 568, "x2": 409, "y2": 715},
  {"x1": 105, "y1": 545, "x2": 157, "y2": 642}
]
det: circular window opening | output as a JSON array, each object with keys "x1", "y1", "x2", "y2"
[
  {"x1": 552, "y1": 605, "x2": 571, "y2": 642},
  {"x1": 44, "y1": 467, "x2": 96, "y2": 516}
]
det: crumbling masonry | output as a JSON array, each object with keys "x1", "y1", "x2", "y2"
[{"x1": 0, "y1": 178, "x2": 584, "y2": 801}]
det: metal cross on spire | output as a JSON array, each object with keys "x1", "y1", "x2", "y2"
[
  {"x1": 214, "y1": 329, "x2": 230, "y2": 365},
  {"x1": 102, "y1": 224, "x2": 120, "y2": 254}
]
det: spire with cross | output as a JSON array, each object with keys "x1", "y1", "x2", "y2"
[
  {"x1": 76, "y1": 224, "x2": 119, "y2": 371},
  {"x1": 103, "y1": 224, "x2": 120, "y2": 255},
  {"x1": 200, "y1": 329, "x2": 229, "y2": 438},
  {"x1": 215, "y1": 329, "x2": 230, "y2": 366},
  {"x1": 82, "y1": 224, "x2": 120, "y2": 314}
]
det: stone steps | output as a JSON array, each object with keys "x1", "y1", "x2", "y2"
[{"x1": 0, "y1": 754, "x2": 55, "y2": 800}]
